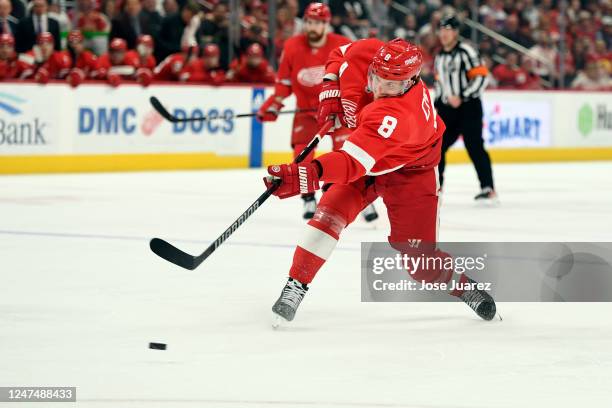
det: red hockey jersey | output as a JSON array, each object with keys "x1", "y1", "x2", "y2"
[
  {"x1": 228, "y1": 58, "x2": 275, "y2": 84},
  {"x1": 97, "y1": 50, "x2": 139, "y2": 78},
  {"x1": 72, "y1": 50, "x2": 98, "y2": 76},
  {"x1": 18, "y1": 50, "x2": 72, "y2": 79},
  {"x1": 317, "y1": 80, "x2": 445, "y2": 184},
  {"x1": 154, "y1": 53, "x2": 185, "y2": 81},
  {"x1": 275, "y1": 33, "x2": 350, "y2": 109}
]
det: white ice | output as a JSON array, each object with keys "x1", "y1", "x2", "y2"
[{"x1": 1, "y1": 162, "x2": 612, "y2": 408}]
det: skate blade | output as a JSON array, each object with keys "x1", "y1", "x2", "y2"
[
  {"x1": 272, "y1": 313, "x2": 289, "y2": 330},
  {"x1": 475, "y1": 197, "x2": 500, "y2": 207}
]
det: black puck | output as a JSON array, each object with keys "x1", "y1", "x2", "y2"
[{"x1": 149, "y1": 342, "x2": 167, "y2": 350}]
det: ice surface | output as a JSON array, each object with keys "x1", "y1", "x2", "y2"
[{"x1": 1, "y1": 162, "x2": 611, "y2": 408}]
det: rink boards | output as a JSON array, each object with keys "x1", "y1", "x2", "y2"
[{"x1": 0, "y1": 82, "x2": 610, "y2": 173}]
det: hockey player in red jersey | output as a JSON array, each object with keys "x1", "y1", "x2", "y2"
[
  {"x1": 154, "y1": 45, "x2": 198, "y2": 81},
  {"x1": 19, "y1": 32, "x2": 71, "y2": 83},
  {"x1": 0, "y1": 34, "x2": 20, "y2": 80},
  {"x1": 226, "y1": 43, "x2": 274, "y2": 84},
  {"x1": 265, "y1": 39, "x2": 497, "y2": 325},
  {"x1": 135, "y1": 34, "x2": 156, "y2": 87},
  {"x1": 179, "y1": 43, "x2": 226, "y2": 85},
  {"x1": 256, "y1": 2, "x2": 350, "y2": 219},
  {"x1": 97, "y1": 38, "x2": 139, "y2": 87},
  {"x1": 66, "y1": 30, "x2": 98, "y2": 87}
]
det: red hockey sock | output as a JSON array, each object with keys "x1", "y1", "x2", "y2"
[{"x1": 288, "y1": 206, "x2": 345, "y2": 284}]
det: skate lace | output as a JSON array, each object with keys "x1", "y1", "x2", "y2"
[
  {"x1": 460, "y1": 289, "x2": 484, "y2": 311},
  {"x1": 281, "y1": 282, "x2": 306, "y2": 309}
]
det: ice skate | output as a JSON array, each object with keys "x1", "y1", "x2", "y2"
[
  {"x1": 361, "y1": 203, "x2": 379, "y2": 222},
  {"x1": 474, "y1": 187, "x2": 499, "y2": 205},
  {"x1": 302, "y1": 195, "x2": 316, "y2": 219},
  {"x1": 459, "y1": 278, "x2": 497, "y2": 321},
  {"x1": 272, "y1": 277, "x2": 308, "y2": 326}
]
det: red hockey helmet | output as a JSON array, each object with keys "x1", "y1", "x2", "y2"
[
  {"x1": 368, "y1": 38, "x2": 423, "y2": 97},
  {"x1": 304, "y1": 2, "x2": 331, "y2": 23},
  {"x1": 137, "y1": 34, "x2": 154, "y2": 48},
  {"x1": 370, "y1": 38, "x2": 423, "y2": 81},
  {"x1": 0, "y1": 33, "x2": 15, "y2": 46},
  {"x1": 37, "y1": 32, "x2": 55, "y2": 45},
  {"x1": 68, "y1": 30, "x2": 84, "y2": 44},
  {"x1": 246, "y1": 43, "x2": 264, "y2": 57},
  {"x1": 202, "y1": 43, "x2": 220, "y2": 57},
  {"x1": 109, "y1": 38, "x2": 127, "y2": 52}
]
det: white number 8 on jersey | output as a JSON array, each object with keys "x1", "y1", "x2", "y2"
[{"x1": 377, "y1": 116, "x2": 397, "y2": 138}]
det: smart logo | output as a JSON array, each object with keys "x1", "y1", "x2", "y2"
[{"x1": 485, "y1": 103, "x2": 542, "y2": 145}]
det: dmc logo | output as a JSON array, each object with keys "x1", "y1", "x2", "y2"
[
  {"x1": 485, "y1": 104, "x2": 541, "y2": 145},
  {"x1": 79, "y1": 107, "x2": 137, "y2": 134},
  {"x1": 0, "y1": 92, "x2": 47, "y2": 145},
  {"x1": 578, "y1": 103, "x2": 611, "y2": 137}
]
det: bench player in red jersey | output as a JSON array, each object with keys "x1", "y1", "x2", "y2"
[
  {"x1": 18, "y1": 32, "x2": 71, "y2": 83},
  {"x1": 256, "y1": 2, "x2": 350, "y2": 219},
  {"x1": 66, "y1": 30, "x2": 98, "y2": 87},
  {"x1": 264, "y1": 38, "x2": 498, "y2": 325}
]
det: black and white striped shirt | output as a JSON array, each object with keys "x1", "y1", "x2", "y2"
[{"x1": 434, "y1": 41, "x2": 489, "y2": 105}]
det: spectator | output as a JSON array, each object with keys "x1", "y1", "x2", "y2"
[
  {"x1": 162, "y1": 0, "x2": 179, "y2": 16},
  {"x1": 180, "y1": 42, "x2": 226, "y2": 85},
  {"x1": 493, "y1": 51, "x2": 533, "y2": 88},
  {"x1": 394, "y1": 13, "x2": 418, "y2": 42},
  {"x1": 0, "y1": 33, "x2": 19, "y2": 79},
  {"x1": 199, "y1": 2, "x2": 230, "y2": 68},
  {"x1": 329, "y1": 0, "x2": 370, "y2": 39},
  {"x1": 74, "y1": 0, "x2": 111, "y2": 55},
  {"x1": 101, "y1": 0, "x2": 119, "y2": 21},
  {"x1": 9, "y1": 0, "x2": 25, "y2": 20},
  {"x1": 110, "y1": 0, "x2": 157, "y2": 49},
  {"x1": 518, "y1": 54, "x2": 544, "y2": 89},
  {"x1": 157, "y1": 1, "x2": 200, "y2": 61},
  {"x1": 571, "y1": 59, "x2": 612, "y2": 90},
  {"x1": 0, "y1": 0, "x2": 17, "y2": 36},
  {"x1": 141, "y1": 0, "x2": 162, "y2": 38},
  {"x1": 19, "y1": 32, "x2": 71, "y2": 83},
  {"x1": 74, "y1": 0, "x2": 111, "y2": 36},
  {"x1": 66, "y1": 30, "x2": 98, "y2": 87},
  {"x1": 16, "y1": 0, "x2": 61, "y2": 52},
  {"x1": 226, "y1": 42, "x2": 274, "y2": 83},
  {"x1": 528, "y1": 31, "x2": 556, "y2": 84}
]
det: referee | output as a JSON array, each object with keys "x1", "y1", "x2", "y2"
[{"x1": 434, "y1": 14, "x2": 497, "y2": 202}]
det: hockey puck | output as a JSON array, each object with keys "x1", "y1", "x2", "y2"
[{"x1": 149, "y1": 342, "x2": 167, "y2": 350}]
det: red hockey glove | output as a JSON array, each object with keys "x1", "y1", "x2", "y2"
[
  {"x1": 263, "y1": 162, "x2": 321, "y2": 199},
  {"x1": 35, "y1": 67, "x2": 50, "y2": 84},
  {"x1": 256, "y1": 95, "x2": 284, "y2": 122},
  {"x1": 67, "y1": 68, "x2": 85, "y2": 88},
  {"x1": 136, "y1": 68, "x2": 153, "y2": 87},
  {"x1": 108, "y1": 73, "x2": 121, "y2": 87},
  {"x1": 317, "y1": 80, "x2": 345, "y2": 127}
]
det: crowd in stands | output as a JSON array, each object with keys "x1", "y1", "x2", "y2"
[{"x1": 0, "y1": 0, "x2": 609, "y2": 90}]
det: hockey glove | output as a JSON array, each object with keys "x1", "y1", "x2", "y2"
[
  {"x1": 317, "y1": 80, "x2": 345, "y2": 127},
  {"x1": 256, "y1": 95, "x2": 284, "y2": 122},
  {"x1": 264, "y1": 162, "x2": 321, "y2": 199}
]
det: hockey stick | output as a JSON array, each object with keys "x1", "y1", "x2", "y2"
[
  {"x1": 150, "y1": 96, "x2": 315, "y2": 123},
  {"x1": 149, "y1": 120, "x2": 335, "y2": 270}
]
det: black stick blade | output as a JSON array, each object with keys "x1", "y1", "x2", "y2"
[
  {"x1": 149, "y1": 96, "x2": 178, "y2": 123},
  {"x1": 150, "y1": 238, "x2": 198, "y2": 270}
]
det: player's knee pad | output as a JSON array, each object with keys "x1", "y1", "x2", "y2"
[{"x1": 317, "y1": 184, "x2": 366, "y2": 225}]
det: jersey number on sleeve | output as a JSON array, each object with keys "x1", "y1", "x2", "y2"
[{"x1": 377, "y1": 116, "x2": 397, "y2": 138}]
